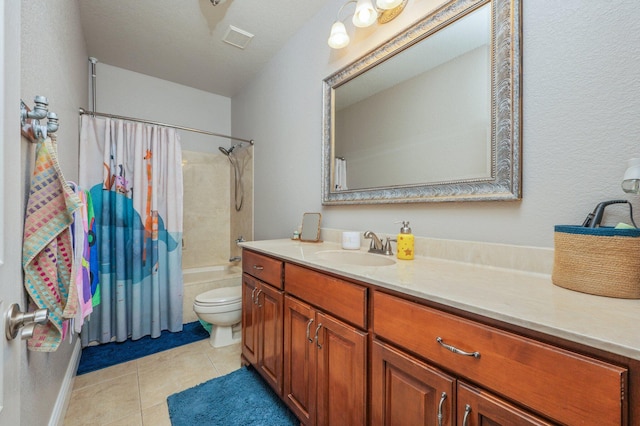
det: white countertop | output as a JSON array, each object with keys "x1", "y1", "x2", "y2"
[{"x1": 241, "y1": 238, "x2": 640, "y2": 361}]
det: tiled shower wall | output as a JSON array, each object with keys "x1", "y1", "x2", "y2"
[
  {"x1": 230, "y1": 148, "x2": 254, "y2": 260},
  {"x1": 181, "y1": 149, "x2": 253, "y2": 269}
]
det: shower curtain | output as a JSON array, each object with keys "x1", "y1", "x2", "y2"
[{"x1": 79, "y1": 115, "x2": 183, "y2": 346}]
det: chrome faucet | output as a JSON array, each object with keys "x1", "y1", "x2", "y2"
[
  {"x1": 363, "y1": 231, "x2": 393, "y2": 255},
  {"x1": 364, "y1": 230, "x2": 383, "y2": 252}
]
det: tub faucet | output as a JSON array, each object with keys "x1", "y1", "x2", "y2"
[{"x1": 364, "y1": 231, "x2": 384, "y2": 253}]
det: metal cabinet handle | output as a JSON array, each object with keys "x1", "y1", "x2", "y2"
[
  {"x1": 437, "y1": 392, "x2": 447, "y2": 426},
  {"x1": 251, "y1": 287, "x2": 257, "y2": 304},
  {"x1": 436, "y1": 337, "x2": 480, "y2": 358},
  {"x1": 253, "y1": 265, "x2": 264, "y2": 271},
  {"x1": 314, "y1": 323, "x2": 323, "y2": 349},
  {"x1": 462, "y1": 404, "x2": 472, "y2": 426},
  {"x1": 255, "y1": 289, "x2": 262, "y2": 307},
  {"x1": 306, "y1": 318, "x2": 315, "y2": 343}
]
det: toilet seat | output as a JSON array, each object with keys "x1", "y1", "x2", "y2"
[
  {"x1": 195, "y1": 286, "x2": 242, "y2": 306},
  {"x1": 192, "y1": 286, "x2": 243, "y2": 347}
]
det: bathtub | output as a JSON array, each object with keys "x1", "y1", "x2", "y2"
[{"x1": 182, "y1": 264, "x2": 242, "y2": 324}]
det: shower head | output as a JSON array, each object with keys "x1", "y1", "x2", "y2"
[
  {"x1": 219, "y1": 145, "x2": 238, "y2": 156},
  {"x1": 219, "y1": 142, "x2": 250, "y2": 157}
]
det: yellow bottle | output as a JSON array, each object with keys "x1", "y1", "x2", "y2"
[{"x1": 396, "y1": 221, "x2": 414, "y2": 260}]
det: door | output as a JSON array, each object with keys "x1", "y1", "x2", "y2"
[
  {"x1": 372, "y1": 340, "x2": 455, "y2": 426},
  {"x1": 283, "y1": 295, "x2": 316, "y2": 424},
  {"x1": 457, "y1": 382, "x2": 554, "y2": 426},
  {"x1": 1, "y1": 0, "x2": 23, "y2": 423},
  {"x1": 256, "y1": 282, "x2": 283, "y2": 394},
  {"x1": 241, "y1": 274, "x2": 258, "y2": 365},
  {"x1": 315, "y1": 311, "x2": 367, "y2": 426}
]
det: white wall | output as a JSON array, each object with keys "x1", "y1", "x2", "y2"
[
  {"x1": 93, "y1": 63, "x2": 231, "y2": 154},
  {"x1": 233, "y1": 0, "x2": 640, "y2": 248},
  {"x1": 21, "y1": 1, "x2": 88, "y2": 181},
  {"x1": 20, "y1": 1, "x2": 88, "y2": 425}
]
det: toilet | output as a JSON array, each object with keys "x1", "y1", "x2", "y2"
[{"x1": 193, "y1": 286, "x2": 242, "y2": 348}]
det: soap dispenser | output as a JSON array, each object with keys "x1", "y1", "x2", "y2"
[{"x1": 396, "y1": 221, "x2": 414, "y2": 260}]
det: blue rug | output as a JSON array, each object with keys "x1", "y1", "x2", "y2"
[
  {"x1": 77, "y1": 321, "x2": 209, "y2": 375},
  {"x1": 167, "y1": 366, "x2": 298, "y2": 425}
]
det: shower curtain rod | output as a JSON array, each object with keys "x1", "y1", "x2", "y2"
[{"x1": 78, "y1": 107, "x2": 254, "y2": 145}]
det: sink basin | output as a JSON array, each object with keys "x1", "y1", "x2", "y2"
[{"x1": 312, "y1": 250, "x2": 396, "y2": 267}]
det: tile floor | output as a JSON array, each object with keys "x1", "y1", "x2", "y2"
[{"x1": 63, "y1": 340, "x2": 242, "y2": 425}]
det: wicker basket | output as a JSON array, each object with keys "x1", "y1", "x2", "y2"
[{"x1": 552, "y1": 225, "x2": 640, "y2": 299}]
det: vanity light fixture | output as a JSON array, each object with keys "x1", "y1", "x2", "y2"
[
  {"x1": 353, "y1": 0, "x2": 378, "y2": 27},
  {"x1": 376, "y1": 0, "x2": 403, "y2": 9},
  {"x1": 328, "y1": 21, "x2": 350, "y2": 49},
  {"x1": 328, "y1": 0, "x2": 408, "y2": 49},
  {"x1": 622, "y1": 158, "x2": 640, "y2": 194}
]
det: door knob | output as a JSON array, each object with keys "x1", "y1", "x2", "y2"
[{"x1": 5, "y1": 303, "x2": 48, "y2": 341}]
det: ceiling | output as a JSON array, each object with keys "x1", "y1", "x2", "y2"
[{"x1": 78, "y1": 0, "x2": 333, "y2": 98}]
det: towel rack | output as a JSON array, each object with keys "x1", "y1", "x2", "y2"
[{"x1": 20, "y1": 95, "x2": 59, "y2": 142}]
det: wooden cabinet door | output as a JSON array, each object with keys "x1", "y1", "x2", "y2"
[
  {"x1": 283, "y1": 296, "x2": 317, "y2": 425},
  {"x1": 457, "y1": 382, "x2": 554, "y2": 426},
  {"x1": 372, "y1": 340, "x2": 455, "y2": 426},
  {"x1": 241, "y1": 273, "x2": 258, "y2": 366},
  {"x1": 242, "y1": 272, "x2": 284, "y2": 396},
  {"x1": 316, "y1": 311, "x2": 367, "y2": 426},
  {"x1": 257, "y1": 282, "x2": 284, "y2": 395}
]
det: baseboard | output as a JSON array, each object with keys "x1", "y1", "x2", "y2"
[{"x1": 48, "y1": 338, "x2": 82, "y2": 426}]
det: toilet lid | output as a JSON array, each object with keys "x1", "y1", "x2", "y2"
[{"x1": 195, "y1": 286, "x2": 242, "y2": 305}]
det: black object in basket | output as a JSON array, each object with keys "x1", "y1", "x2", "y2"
[{"x1": 552, "y1": 225, "x2": 640, "y2": 299}]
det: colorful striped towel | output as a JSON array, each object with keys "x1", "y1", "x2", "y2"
[{"x1": 23, "y1": 137, "x2": 81, "y2": 352}]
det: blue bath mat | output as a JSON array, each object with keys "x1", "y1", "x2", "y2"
[
  {"x1": 77, "y1": 321, "x2": 209, "y2": 375},
  {"x1": 167, "y1": 366, "x2": 298, "y2": 426}
]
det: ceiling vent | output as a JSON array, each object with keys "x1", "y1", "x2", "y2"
[{"x1": 223, "y1": 25, "x2": 254, "y2": 50}]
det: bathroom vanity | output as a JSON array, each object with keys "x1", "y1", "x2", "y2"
[{"x1": 240, "y1": 239, "x2": 640, "y2": 425}]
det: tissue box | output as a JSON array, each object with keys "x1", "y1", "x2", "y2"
[{"x1": 552, "y1": 225, "x2": 640, "y2": 299}]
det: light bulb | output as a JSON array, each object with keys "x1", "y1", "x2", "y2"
[
  {"x1": 622, "y1": 158, "x2": 640, "y2": 194},
  {"x1": 622, "y1": 179, "x2": 640, "y2": 194},
  {"x1": 376, "y1": 0, "x2": 403, "y2": 10},
  {"x1": 353, "y1": 0, "x2": 377, "y2": 27},
  {"x1": 328, "y1": 21, "x2": 350, "y2": 49}
]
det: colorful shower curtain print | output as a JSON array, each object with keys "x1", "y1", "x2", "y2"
[
  {"x1": 23, "y1": 136, "x2": 82, "y2": 352},
  {"x1": 70, "y1": 184, "x2": 99, "y2": 333},
  {"x1": 86, "y1": 192, "x2": 101, "y2": 308},
  {"x1": 79, "y1": 115, "x2": 184, "y2": 346}
]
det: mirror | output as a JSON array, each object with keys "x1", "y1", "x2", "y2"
[
  {"x1": 322, "y1": 0, "x2": 521, "y2": 204},
  {"x1": 300, "y1": 212, "x2": 322, "y2": 242}
]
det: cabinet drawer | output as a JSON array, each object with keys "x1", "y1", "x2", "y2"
[
  {"x1": 373, "y1": 291, "x2": 627, "y2": 426},
  {"x1": 285, "y1": 263, "x2": 367, "y2": 329},
  {"x1": 243, "y1": 250, "x2": 283, "y2": 289}
]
